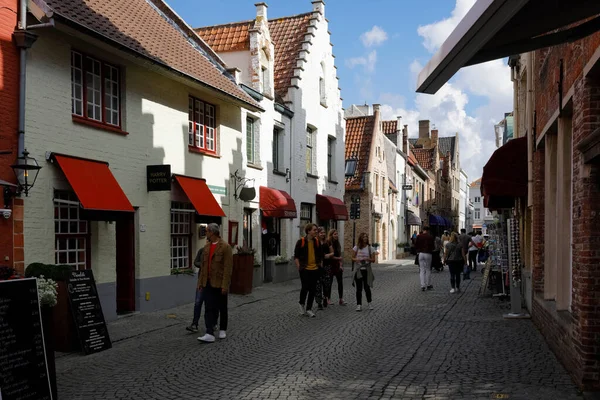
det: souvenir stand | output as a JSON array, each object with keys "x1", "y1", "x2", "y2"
[{"x1": 479, "y1": 212, "x2": 509, "y2": 298}]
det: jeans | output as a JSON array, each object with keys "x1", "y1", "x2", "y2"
[
  {"x1": 192, "y1": 288, "x2": 205, "y2": 326},
  {"x1": 355, "y1": 269, "x2": 372, "y2": 305},
  {"x1": 299, "y1": 269, "x2": 319, "y2": 311},
  {"x1": 419, "y1": 253, "x2": 433, "y2": 288},
  {"x1": 332, "y1": 269, "x2": 344, "y2": 299},
  {"x1": 448, "y1": 261, "x2": 462, "y2": 289},
  {"x1": 204, "y1": 283, "x2": 228, "y2": 335}
]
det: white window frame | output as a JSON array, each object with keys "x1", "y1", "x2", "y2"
[
  {"x1": 188, "y1": 96, "x2": 217, "y2": 154},
  {"x1": 247, "y1": 117, "x2": 256, "y2": 164},
  {"x1": 170, "y1": 202, "x2": 193, "y2": 269},
  {"x1": 306, "y1": 127, "x2": 315, "y2": 174},
  {"x1": 54, "y1": 191, "x2": 88, "y2": 270}
]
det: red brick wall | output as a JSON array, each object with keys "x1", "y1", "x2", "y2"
[
  {"x1": 570, "y1": 74, "x2": 600, "y2": 391},
  {"x1": 0, "y1": 0, "x2": 19, "y2": 269},
  {"x1": 535, "y1": 32, "x2": 600, "y2": 139}
]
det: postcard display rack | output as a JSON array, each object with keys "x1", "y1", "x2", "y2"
[
  {"x1": 506, "y1": 218, "x2": 528, "y2": 317},
  {"x1": 481, "y1": 218, "x2": 509, "y2": 297}
]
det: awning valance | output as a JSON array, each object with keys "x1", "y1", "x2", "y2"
[
  {"x1": 259, "y1": 186, "x2": 297, "y2": 219},
  {"x1": 428, "y1": 214, "x2": 448, "y2": 226},
  {"x1": 173, "y1": 175, "x2": 225, "y2": 217},
  {"x1": 316, "y1": 194, "x2": 348, "y2": 221},
  {"x1": 407, "y1": 211, "x2": 421, "y2": 226},
  {"x1": 481, "y1": 137, "x2": 527, "y2": 205},
  {"x1": 53, "y1": 154, "x2": 134, "y2": 213},
  {"x1": 417, "y1": 0, "x2": 600, "y2": 94}
]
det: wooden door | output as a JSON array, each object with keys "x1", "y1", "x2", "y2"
[{"x1": 116, "y1": 217, "x2": 135, "y2": 313}]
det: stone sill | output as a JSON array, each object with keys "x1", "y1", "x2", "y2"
[
  {"x1": 247, "y1": 163, "x2": 263, "y2": 171},
  {"x1": 273, "y1": 170, "x2": 287, "y2": 177},
  {"x1": 188, "y1": 146, "x2": 221, "y2": 159},
  {"x1": 306, "y1": 173, "x2": 319, "y2": 179},
  {"x1": 72, "y1": 115, "x2": 128, "y2": 136}
]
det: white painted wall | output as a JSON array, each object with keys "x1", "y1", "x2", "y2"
[
  {"x1": 23, "y1": 30, "x2": 245, "y2": 284},
  {"x1": 459, "y1": 169, "x2": 468, "y2": 230}
]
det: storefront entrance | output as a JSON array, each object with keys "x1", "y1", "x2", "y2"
[{"x1": 116, "y1": 217, "x2": 135, "y2": 314}]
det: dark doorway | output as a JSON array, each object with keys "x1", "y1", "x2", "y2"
[{"x1": 116, "y1": 216, "x2": 135, "y2": 314}]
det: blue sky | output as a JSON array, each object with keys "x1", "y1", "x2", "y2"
[{"x1": 168, "y1": 0, "x2": 512, "y2": 181}]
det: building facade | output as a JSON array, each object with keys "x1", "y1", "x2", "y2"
[
  {"x1": 459, "y1": 169, "x2": 468, "y2": 230},
  {"x1": 20, "y1": 0, "x2": 263, "y2": 320},
  {"x1": 468, "y1": 179, "x2": 494, "y2": 234},
  {"x1": 197, "y1": 1, "x2": 346, "y2": 278}
]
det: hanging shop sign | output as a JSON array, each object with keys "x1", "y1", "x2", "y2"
[
  {"x1": 0, "y1": 278, "x2": 53, "y2": 400},
  {"x1": 146, "y1": 165, "x2": 171, "y2": 191},
  {"x1": 67, "y1": 270, "x2": 112, "y2": 355}
]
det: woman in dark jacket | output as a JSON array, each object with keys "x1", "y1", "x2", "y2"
[
  {"x1": 326, "y1": 229, "x2": 346, "y2": 305},
  {"x1": 443, "y1": 232, "x2": 464, "y2": 293}
]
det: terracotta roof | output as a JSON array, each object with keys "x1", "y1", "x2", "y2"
[
  {"x1": 197, "y1": 13, "x2": 313, "y2": 99},
  {"x1": 407, "y1": 150, "x2": 419, "y2": 166},
  {"x1": 195, "y1": 20, "x2": 253, "y2": 52},
  {"x1": 470, "y1": 178, "x2": 482, "y2": 188},
  {"x1": 39, "y1": 0, "x2": 261, "y2": 110},
  {"x1": 381, "y1": 120, "x2": 397, "y2": 135},
  {"x1": 412, "y1": 148, "x2": 435, "y2": 170},
  {"x1": 345, "y1": 116, "x2": 375, "y2": 190}
]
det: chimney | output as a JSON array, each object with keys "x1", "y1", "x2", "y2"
[
  {"x1": 372, "y1": 104, "x2": 381, "y2": 117},
  {"x1": 255, "y1": 2, "x2": 268, "y2": 20},
  {"x1": 431, "y1": 129, "x2": 439, "y2": 147},
  {"x1": 418, "y1": 120, "x2": 430, "y2": 139},
  {"x1": 402, "y1": 125, "x2": 408, "y2": 154},
  {"x1": 396, "y1": 116, "x2": 403, "y2": 148},
  {"x1": 312, "y1": 0, "x2": 325, "y2": 14}
]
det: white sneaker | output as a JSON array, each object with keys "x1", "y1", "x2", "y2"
[
  {"x1": 218, "y1": 330, "x2": 227, "y2": 339},
  {"x1": 197, "y1": 334, "x2": 215, "y2": 343},
  {"x1": 368, "y1": 303, "x2": 373, "y2": 310},
  {"x1": 306, "y1": 310, "x2": 316, "y2": 318},
  {"x1": 356, "y1": 305, "x2": 362, "y2": 312},
  {"x1": 298, "y1": 304, "x2": 306, "y2": 315},
  {"x1": 450, "y1": 288, "x2": 456, "y2": 294}
]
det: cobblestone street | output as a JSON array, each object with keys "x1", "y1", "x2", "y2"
[{"x1": 55, "y1": 261, "x2": 581, "y2": 400}]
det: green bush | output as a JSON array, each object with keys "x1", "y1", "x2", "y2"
[{"x1": 25, "y1": 263, "x2": 74, "y2": 282}]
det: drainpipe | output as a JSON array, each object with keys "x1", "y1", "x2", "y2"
[{"x1": 14, "y1": 1, "x2": 39, "y2": 159}]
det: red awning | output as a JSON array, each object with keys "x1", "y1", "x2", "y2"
[
  {"x1": 174, "y1": 175, "x2": 225, "y2": 217},
  {"x1": 259, "y1": 186, "x2": 297, "y2": 218},
  {"x1": 481, "y1": 137, "x2": 528, "y2": 202},
  {"x1": 53, "y1": 154, "x2": 134, "y2": 212},
  {"x1": 316, "y1": 194, "x2": 348, "y2": 221}
]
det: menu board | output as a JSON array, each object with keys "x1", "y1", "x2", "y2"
[
  {"x1": 67, "y1": 270, "x2": 112, "y2": 355},
  {"x1": 0, "y1": 278, "x2": 53, "y2": 400}
]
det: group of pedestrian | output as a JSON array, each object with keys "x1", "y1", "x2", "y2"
[
  {"x1": 414, "y1": 227, "x2": 487, "y2": 293},
  {"x1": 294, "y1": 223, "x2": 378, "y2": 316}
]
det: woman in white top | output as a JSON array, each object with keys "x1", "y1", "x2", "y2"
[{"x1": 351, "y1": 232, "x2": 376, "y2": 312}]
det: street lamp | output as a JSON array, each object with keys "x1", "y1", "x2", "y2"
[{"x1": 10, "y1": 149, "x2": 41, "y2": 197}]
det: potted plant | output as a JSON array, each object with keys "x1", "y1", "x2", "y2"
[
  {"x1": 371, "y1": 242, "x2": 380, "y2": 250},
  {"x1": 274, "y1": 254, "x2": 290, "y2": 265},
  {"x1": 37, "y1": 275, "x2": 59, "y2": 400}
]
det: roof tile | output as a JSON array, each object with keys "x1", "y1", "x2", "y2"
[
  {"x1": 412, "y1": 148, "x2": 435, "y2": 170},
  {"x1": 42, "y1": 0, "x2": 261, "y2": 110},
  {"x1": 345, "y1": 116, "x2": 375, "y2": 190},
  {"x1": 381, "y1": 120, "x2": 397, "y2": 135}
]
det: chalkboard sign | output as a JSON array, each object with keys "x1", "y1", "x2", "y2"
[
  {"x1": 0, "y1": 278, "x2": 53, "y2": 400},
  {"x1": 67, "y1": 270, "x2": 112, "y2": 355}
]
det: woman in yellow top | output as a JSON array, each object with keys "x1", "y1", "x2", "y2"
[{"x1": 294, "y1": 223, "x2": 323, "y2": 318}]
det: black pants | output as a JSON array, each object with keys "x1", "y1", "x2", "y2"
[
  {"x1": 448, "y1": 261, "x2": 462, "y2": 289},
  {"x1": 355, "y1": 269, "x2": 372, "y2": 305},
  {"x1": 332, "y1": 269, "x2": 344, "y2": 299},
  {"x1": 299, "y1": 269, "x2": 319, "y2": 311},
  {"x1": 468, "y1": 250, "x2": 478, "y2": 272},
  {"x1": 204, "y1": 283, "x2": 228, "y2": 335}
]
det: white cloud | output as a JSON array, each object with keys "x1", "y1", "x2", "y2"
[
  {"x1": 377, "y1": 0, "x2": 511, "y2": 181},
  {"x1": 360, "y1": 26, "x2": 388, "y2": 47},
  {"x1": 417, "y1": 0, "x2": 476, "y2": 53},
  {"x1": 345, "y1": 50, "x2": 377, "y2": 74}
]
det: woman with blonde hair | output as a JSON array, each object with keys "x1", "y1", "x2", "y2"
[
  {"x1": 352, "y1": 232, "x2": 376, "y2": 311},
  {"x1": 443, "y1": 232, "x2": 464, "y2": 293},
  {"x1": 326, "y1": 229, "x2": 346, "y2": 305}
]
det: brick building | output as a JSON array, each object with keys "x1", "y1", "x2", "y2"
[
  {"x1": 0, "y1": 0, "x2": 22, "y2": 272},
  {"x1": 415, "y1": 1, "x2": 600, "y2": 393}
]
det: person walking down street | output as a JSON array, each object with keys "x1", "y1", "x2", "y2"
[
  {"x1": 432, "y1": 235, "x2": 443, "y2": 272},
  {"x1": 197, "y1": 223, "x2": 233, "y2": 343},
  {"x1": 352, "y1": 233, "x2": 376, "y2": 311},
  {"x1": 467, "y1": 231, "x2": 482, "y2": 278},
  {"x1": 458, "y1": 229, "x2": 471, "y2": 280},
  {"x1": 416, "y1": 227, "x2": 435, "y2": 291},
  {"x1": 444, "y1": 232, "x2": 464, "y2": 293},
  {"x1": 186, "y1": 247, "x2": 205, "y2": 333},
  {"x1": 327, "y1": 229, "x2": 346, "y2": 305},
  {"x1": 294, "y1": 223, "x2": 323, "y2": 318},
  {"x1": 317, "y1": 227, "x2": 334, "y2": 308}
]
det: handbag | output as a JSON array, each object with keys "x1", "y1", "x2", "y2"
[{"x1": 414, "y1": 253, "x2": 419, "y2": 265}]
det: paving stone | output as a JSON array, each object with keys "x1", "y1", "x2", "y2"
[{"x1": 55, "y1": 260, "x2": 582, "y2": 399}]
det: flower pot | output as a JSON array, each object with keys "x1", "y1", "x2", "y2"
[{"x1": 230, "y1": 254, "x2": 254, "y2": 295}]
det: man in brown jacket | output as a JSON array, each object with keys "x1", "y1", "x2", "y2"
[{"x1": 197, "y1": 223, "x2": 233, "y2": 343}]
